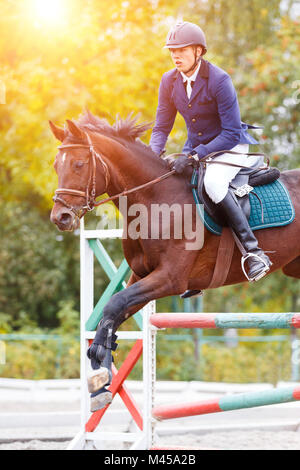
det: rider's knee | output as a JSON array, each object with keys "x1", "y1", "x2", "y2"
[{"x1": 204, "y1": 177, "x2": 228, "y2": 204}]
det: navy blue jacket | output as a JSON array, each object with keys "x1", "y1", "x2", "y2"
[{"x1": 150, "y1": 59, "x2": 260, "y2": 158}]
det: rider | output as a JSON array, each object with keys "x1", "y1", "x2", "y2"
[{"x1": 150, "y1": 21, "x2": 271, "y2": 296}]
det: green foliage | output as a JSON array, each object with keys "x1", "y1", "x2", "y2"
[
  {"x1": 0, "y1": 201, "x2": 80, "y2": 327},
  {"x1": 189, "y1": 0, "x2": 283, "y2": 67},
  {"x1": 156, "y1": 336, "x2": 197, "y2": 381},
  {"x1": 118, "y1": 335, "x2": 294, "y2": 384},
  {"x1": 0, "y1": 316, "x2": 297, "y2": 383},
  {"x1": 54, "y1": 300, "x2": 80, "y2": 335},
  {"x1": 1, "y1": 341, "x2": 57, "y2": 380},
  {"x1": 0, "y1": 0, "x2": 180, "y2": 208},
  {"x1": 53, "y1": 300, "x2": 80, "y2": 378},
  {"x1": 203, "y1": 270, "x2": 300, "y2": 315},
  {"x1": 0, "y1": 300, "x2": 80, "y2": 379},
  {"x1": 2, "y1": 1, "x2": 297, "y2": 208},
  {"x1": 0, "y1": 313, "x2": 12, "y2": 334},
  {"x1": 237, "y1": 16, "x2": 300, "y2": 169},
  {"x1": 200, "y1": 340, "x2": 292, "y2": 385}
]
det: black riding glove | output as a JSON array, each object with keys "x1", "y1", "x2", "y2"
[{"x1": 173, "y1": 154, "x2": 199, "y2": 174}]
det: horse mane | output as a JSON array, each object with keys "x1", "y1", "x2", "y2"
[{"x1": 71, "y1": 110, "x2": 165, "y2": 165}]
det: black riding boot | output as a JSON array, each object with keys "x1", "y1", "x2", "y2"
[{"x1": 218, "y1": 190, "x2": 272, "y2": 281}]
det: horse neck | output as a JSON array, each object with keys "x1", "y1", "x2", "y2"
[{"x1": 93, "y1": 132, "x2": 166, "y2": 201}]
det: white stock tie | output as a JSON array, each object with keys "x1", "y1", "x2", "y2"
[{"x1": 186, "y1": 78, "x2": 194, "y2": 99}]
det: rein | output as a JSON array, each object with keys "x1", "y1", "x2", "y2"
[{"x1": 53, "y1": 137, "x2": 269, "y2": 217}]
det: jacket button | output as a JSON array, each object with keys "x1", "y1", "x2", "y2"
[
  {"x1": 192, "y1": 118, "x2": 196, "y2": 123},
  {"x1": 198, "y1": 132, "x2": 202, "y2": 136},
  {"x1": 188, "y1": 104, "x2": 192, "y2": 108}
]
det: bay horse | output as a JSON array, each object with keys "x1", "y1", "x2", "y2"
[{"x1": 50, "y1": 111, "x2": 300, "y2": 410}]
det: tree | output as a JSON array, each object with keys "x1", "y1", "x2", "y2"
[
  {"x1": 187, "y1": 0, "x2": 283, "y2": 67},
  {"x1": 0, "y1": 0, "x2": 180, "y2": 208},
  {"x1": 237, "y1": 15, "x2": 300, "y2": 169}
]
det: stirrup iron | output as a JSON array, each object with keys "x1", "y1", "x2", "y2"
[{"x1": 241, "y1": 253, "x2": 270, "y2": 282}]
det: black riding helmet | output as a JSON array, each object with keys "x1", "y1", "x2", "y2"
[{"x1": 165, "y1": 22, "x2": 207, "y2": 74}]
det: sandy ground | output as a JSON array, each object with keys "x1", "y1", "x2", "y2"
[
  {"x1": 0, "y1": 440, "x2": 69, "y2": 450},
  {"x1": 1, "y1": 430, "x2": 300, "y2": 450},
  {"x1": 1, "y1": 380, "x2": 299, "y2": 450},
  {"x1": 159, "y1": 430, "x2": 300, "y2": 450}
]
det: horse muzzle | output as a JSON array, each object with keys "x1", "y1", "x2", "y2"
[{"x1": 50, "y1": 207, "x2": 78, "y2": 232}]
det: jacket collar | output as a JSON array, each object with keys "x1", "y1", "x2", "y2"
[
  {"x1": 198, "y1": 58, "x2": 209, "y2": 78},
  {"x1": 180, "y1": 61, "x2": 201, "y2": 83},
  {"x1": 189, "y1": 59, "x2": 209, "y2": 103},
  {"x1": 172, "y1": 59, "x2": 210, "y2": 105}
]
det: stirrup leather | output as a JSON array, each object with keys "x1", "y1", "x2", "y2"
[{"x1": 241, "y1": 253, "x2": 270, "y2": 282}]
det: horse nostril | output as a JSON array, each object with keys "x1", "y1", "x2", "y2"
[{"x1": 59, "y1": 212, "x2": 72, "y2": 225}]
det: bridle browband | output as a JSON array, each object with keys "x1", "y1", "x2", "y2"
[{"x1": 53, "y1": 132, "x2": 110, "y2": 218}]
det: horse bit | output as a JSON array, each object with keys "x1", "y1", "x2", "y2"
[{"x1": 53, "y1": 132, "x2": 110, "y2": 219}]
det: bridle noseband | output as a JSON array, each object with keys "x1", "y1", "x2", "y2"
[{"x1": 53, "y1": 132, "x2": 110, "y2": 219}]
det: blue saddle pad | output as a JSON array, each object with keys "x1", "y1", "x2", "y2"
[{"x1": 191, "y1": 170, "x2": 295, "y2": 236}]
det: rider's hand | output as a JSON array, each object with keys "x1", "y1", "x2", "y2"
[
  {"x1": 163, "y1": 155, "x2": 176, "y2": 170},
  {"x1": 173, "y1": 154, "x2": 199, "y2": 174}
]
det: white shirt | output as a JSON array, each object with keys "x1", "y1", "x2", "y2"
[{"x1": 180, "y1": 61, "x2": 201, "y2": 99}]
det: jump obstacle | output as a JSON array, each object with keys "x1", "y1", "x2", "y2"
[{"x1": 67, "y1": 221, "x2": 300, "y2": 450}]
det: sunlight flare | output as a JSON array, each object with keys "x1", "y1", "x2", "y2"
[{"x1": 33, "y1": 0, "x2": 66, "y2": 24}]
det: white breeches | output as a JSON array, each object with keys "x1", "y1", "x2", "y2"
[{"x1": 204, "y1": 144, "x2": 261, "y2": 204}]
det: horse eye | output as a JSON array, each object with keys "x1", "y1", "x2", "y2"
[{"x1": 74, "y1": 161, "x2": 84, "y2": 169}]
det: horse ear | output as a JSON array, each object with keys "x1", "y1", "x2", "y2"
[
  {"x1": 66, "y1": 119, "x2": 84, "y2": 140},
  {"x1": 49, "y1": 121, "x2": 65, "y2": 142}
]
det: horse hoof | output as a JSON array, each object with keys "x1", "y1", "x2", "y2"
[
  {"x1": 87, "y1": 367, "x2": 110, "y2": 393},
  {"x1": 90, "y1": 391, "x2": 113, "y2": 412}
]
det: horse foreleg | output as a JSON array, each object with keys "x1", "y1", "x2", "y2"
[
  {"x1": 87, "y1": 268, "x2": 185, "y2": 410},
  {"x1": 113, "y1": 271, "x2": 149, "y2": 329},
  {"x1": 88, "y1": 271, "x2": 148, "y2": 392},
  {"x1": 96, "y1": 266, "x2": 183, "y2": 346},
  {"x1": 91, "y1": 267, "x2": 181, "y2": 366},
  {"x1": 87, "y1": 271, "x2": 142, "y2": 409},
  {"x1": 282, "y1": 256, "x2": 300, "y2": 279}
]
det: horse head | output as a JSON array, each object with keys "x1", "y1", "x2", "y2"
[{"x1": 49, "y1": 119, "x2": 110, "y2": 231}]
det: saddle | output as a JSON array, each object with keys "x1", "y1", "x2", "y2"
[
  {"x1": 192, "y1": 161, "x2": 282, "y2": 289},
  {"x1": 196, "y1": 162, "x2": 281, "y2": 227}
]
